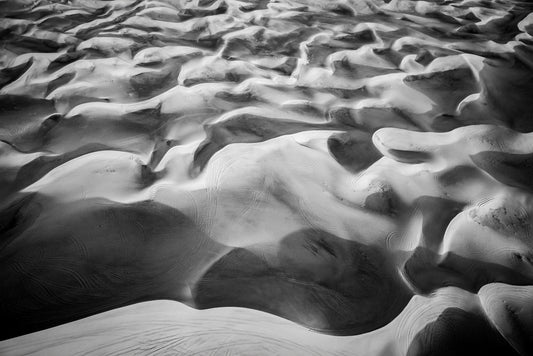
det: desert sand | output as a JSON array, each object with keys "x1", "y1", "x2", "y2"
[{"x1": 0, "y1": 0, "x2": 532, "y2": 354}]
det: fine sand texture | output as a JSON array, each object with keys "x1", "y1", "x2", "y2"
[{"x1": 1, "y1": 0, "x2": 533, "y2": 354}]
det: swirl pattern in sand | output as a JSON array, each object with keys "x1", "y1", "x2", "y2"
[{"x1": 1, "y1": 0, "x2": 533, "y2": 354}]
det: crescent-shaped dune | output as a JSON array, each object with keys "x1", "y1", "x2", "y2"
[{"x1": 1, "y1": 0, "x2": 533, "y2": 354}]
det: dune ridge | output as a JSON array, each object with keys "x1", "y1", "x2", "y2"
[{"x1": 1, "y1": 0, "x2": 533, "y2": 354}]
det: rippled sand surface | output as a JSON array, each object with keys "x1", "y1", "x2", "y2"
[{"x1": 1, "y1": 0, "x2": 533, "y2": 354}]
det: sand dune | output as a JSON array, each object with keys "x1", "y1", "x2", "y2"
[{"x1": 1, "y1": 0, "x2": 533, "y2": 354}]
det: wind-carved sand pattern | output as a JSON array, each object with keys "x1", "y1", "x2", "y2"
[{"x1": 0, "y1": 0, "x2": 533, "y2": 354}]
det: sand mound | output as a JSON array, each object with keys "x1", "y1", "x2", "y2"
[{"x1": 1, "y1": 0, "x2": 533, "y2": 354}]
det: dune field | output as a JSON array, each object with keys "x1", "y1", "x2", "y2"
[{"x1": 1, "y1": 0, "x2": 533, "y2": 354}]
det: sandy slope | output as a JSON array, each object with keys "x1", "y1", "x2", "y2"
[{"x1": 1, "y1": 0, "x2": 533, "y2": 354}]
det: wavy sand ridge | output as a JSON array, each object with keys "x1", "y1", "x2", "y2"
[{"x1": 1, "y1": 0, "x2": 533, "y2": 354}]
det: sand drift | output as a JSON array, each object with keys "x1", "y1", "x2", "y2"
[{"x1": 1, "y1": 0, "x2": 533, "y2": 354}]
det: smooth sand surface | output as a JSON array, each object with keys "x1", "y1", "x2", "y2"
[{"x1": 1, "y1": 0, "x2": 533, "y2": 354}]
